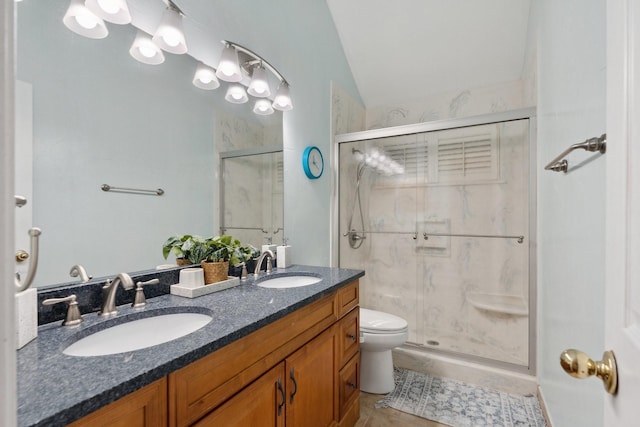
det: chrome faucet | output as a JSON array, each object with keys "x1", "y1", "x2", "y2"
[
  {"x1": 99, "y1": 273, "x2": 134, "y2": 316},
  {"x1": 253, "y1": 250, "x2": 275, "y2": 275},
  {"x1": 69, "y1": 264, "x2": 92, "y2": 283}
]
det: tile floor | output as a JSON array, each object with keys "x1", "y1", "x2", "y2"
[{"x1": 355, "y1": 391, "x2": 449, "y2": 427}]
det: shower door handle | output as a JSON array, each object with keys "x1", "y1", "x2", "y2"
[{"x1": 560, "y1": 348, "x2": 618, "y2": 394}]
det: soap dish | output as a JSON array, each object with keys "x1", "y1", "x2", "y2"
[{"x1": 170, "y1": 276, "x2": 240, "y2": 298}]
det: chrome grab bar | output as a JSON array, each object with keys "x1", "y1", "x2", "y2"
[
  {"x1": 544, "y1": 134, "x2": 606, "y2": 173},
  {"x1": 101, "y1": 184, "x2": 164, "y2": 196},
  {"x1": 343, "y1": 230, "x2": 524, "y2": 243},
  {"x1": 220, "y1": 226, "x2": 269, "y2": 234}
]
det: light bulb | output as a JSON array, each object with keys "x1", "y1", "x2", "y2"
[
  {"x1": 225, "y1": 85, "x2": 248, "y2": 104},
  {"x1": 272, "y1": 82, "x2": 293, "y2": 111},
  {"x1": 161, "y1": 29, "x2": 181, "y2": 47},
  {"x1": 352, "y1": 149, "x2": 365, "y2": 162},
  {"x1": 97, "y1": 0, "x2": 120, "y2": 14},
  {"x1": 138, "y1": 45, "x2": 156, "y2": 58},
  {"x1": 63, "y1": 0, "x2": 108, "y2": 39},
  {"x1": 216, "y1": 44, "x2": 242, "y2": 82},
  {"x1": 129, "y1": 30, "x2": 164, "y2": 65},
  {"x1": 85, "y1": 0, "x2": 131, "y2": 24},
  {"x1": 192, "y1": 63, "x2": 220, "y2": 90},
  {"x1": 248, "y1": 64, "x2": 271, "y2": 98},
  {"x1": 253, "y1": 99, "x2": 274, "y2": 115},
  {"x1": 75, "y1": 11, "x2": 99, "y2": 29},
  {"x1": 152, "y1": 6, "x2": 187, "y2": 54}
]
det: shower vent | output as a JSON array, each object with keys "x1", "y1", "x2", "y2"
[{"x1": 376, "y1": 124, "x2": 500, "y2": 187}]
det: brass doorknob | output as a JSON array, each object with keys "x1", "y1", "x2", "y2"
[
  {"x1": 15, "y1": 250, "x2": 29, "y2": 262},
  {"x1": 560, "y1": 349, "x2": 617, "y2": 394}
]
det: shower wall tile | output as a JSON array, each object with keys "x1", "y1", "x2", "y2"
[
  {"x1": 332, "y1": 83, "x2": 366, "y2": 135},
  {"x1": 366, "y1": 80, "x2": 528, "y2": 130}
]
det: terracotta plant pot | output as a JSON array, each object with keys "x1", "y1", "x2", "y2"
[{"x1": 200, "y1": 260, "x2": 229, "y2": 284}]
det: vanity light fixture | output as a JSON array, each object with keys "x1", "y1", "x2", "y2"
[
  {"x1": 85, "y1": 0, "x2": 131, "y2": 25},
  {"x1": 216, "y1": 43, "x2": 243, "y2": 83},
  {"x1": 152, "y1": 0, "x2": 188, "y2": 55},
  {"x1": 63, "y1": 0, "x2": 109, "y2": 39},
  {"x1": 253, "y1": 99, "x2": 274, "y2": 115},
  {"x1": 219, "y1": 41, "x2": 293, "y2": 111},
  {"x1": 247, "y1": 63, "x2": 271, "y2": 98},
  {"x1": 225, "y1": 85, "x2": 249, "y2": 104},
  {"x1": 129, "y1": 30, "x2": 165, "y2": 65},
  {"x1": 192, "y1": 62, "x2": 220, "y2": 90}
]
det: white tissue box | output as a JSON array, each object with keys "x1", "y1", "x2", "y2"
[{"x1": 15, "y1": 288, "x2": 37, "y2": 349}]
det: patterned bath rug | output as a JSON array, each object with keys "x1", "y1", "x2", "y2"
[{"x1": 375, "y1": 368, "x2": 547, "y2": 427}]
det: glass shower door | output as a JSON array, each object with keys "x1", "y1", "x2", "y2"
[{"x1": 338, "y1": 118, "x2": 531, "y2": 369}]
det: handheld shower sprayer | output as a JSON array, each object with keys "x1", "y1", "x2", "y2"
[{"x1": 344, "y1": 147, "x2": 405, "y2": 249}]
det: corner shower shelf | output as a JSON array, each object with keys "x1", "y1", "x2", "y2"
[{"x1": 466, "y1": 292, "x2": 528, "y2": 316}]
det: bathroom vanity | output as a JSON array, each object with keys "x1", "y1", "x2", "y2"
[{"x1": 17, "y1": 266, "x2": 363, "y2": 427}]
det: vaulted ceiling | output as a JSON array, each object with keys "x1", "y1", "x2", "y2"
[{"x1": 326, "y1": 0, "x2": 532, "y2": 108}]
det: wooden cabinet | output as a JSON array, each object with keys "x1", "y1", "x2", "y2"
[
  {"x1": 194, "y1": 363, "x2": 286, "y2": 427},
  {"x1": 286, "y1": 326, "x2": 338, "y2": 427},
  {"x1": 68, "y1": 377, "x2": 167, "y2": 427},
  {"x1": 72, "y1": 280, "x2": 360, "y2": 427}
]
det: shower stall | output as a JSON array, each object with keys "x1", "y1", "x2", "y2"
[{"x1": 335, "y1": 109, "x2": 536, "y2": 373}]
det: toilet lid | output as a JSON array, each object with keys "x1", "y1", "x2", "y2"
[{"x1": 360, "y1": 308, "x2": 408, "y2": 333}]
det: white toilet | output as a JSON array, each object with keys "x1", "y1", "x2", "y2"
[{"x1": 359, "y1": 308, "x2": 409, "y2": 394}]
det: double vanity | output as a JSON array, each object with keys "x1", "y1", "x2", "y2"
[{"x1": 17, "y1": 265, "x2": 364, "y2": 427}]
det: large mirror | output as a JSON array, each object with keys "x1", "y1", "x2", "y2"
[{"x1": 15, "y1": 0, "x2": 283, "y2": 287}]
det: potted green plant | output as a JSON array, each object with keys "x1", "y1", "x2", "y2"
[
  {"x1": 200, "y1": 235, "x2": 241, "y2": 284},
  {"x1": 230, "y1": 243, "x2": 260, "y2": 277},
  {"x1": 162, "y1": 234, "x2": 208, "y2": 265}
]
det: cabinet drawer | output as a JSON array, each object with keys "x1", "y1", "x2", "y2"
[
  {"x1": 338, "y1": 352, "x2": 360, "y2": 420},
  {"x1": 337, "y1": 280, "x2": 359, "y2": 318},
  {"x1": 337, "y1": 307, "x2": 359, "y2": 367}
]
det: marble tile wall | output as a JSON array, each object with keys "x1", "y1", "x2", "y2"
[
  {"x1": 339, "y1": 111, "x2": 531, "y2": 367},
  {"x1": 332, "y1": 82, "x2": 367, "y2": 135},
  {"x1": 366, "y1": 80, "x2": 529, "y2": 130},
  {"x1": 216, "y1": 110, "x2": 284, "y2": 250}
]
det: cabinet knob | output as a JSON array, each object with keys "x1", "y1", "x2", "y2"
[{"x1": 347, "y1": 382, "x2": 357, "y2": 389}]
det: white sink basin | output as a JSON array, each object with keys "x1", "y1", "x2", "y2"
[
  {"x1": 257, "y1": 275, "x2": 322, "y2": 289},
  {"x1": 63, "y1": 312, "x2": 212, "y2": 357}
]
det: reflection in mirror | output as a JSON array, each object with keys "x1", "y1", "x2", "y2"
[
  {"x1": 220, "y1": 148, "x2": 284, "y2": 250},
  {"x1": 15, "y1": 0, "x2": 283, "y2": 287}
]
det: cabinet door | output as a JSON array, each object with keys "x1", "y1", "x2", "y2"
[
  {"x1": 194, "y1": 362, "x2": 286, "y2": 427},
  {"x1": 68, "y1": 378, "x2": 167, "y2": 427},
  {"x1": 286, "y1": 326, "x2": 338, "y2": 427}
]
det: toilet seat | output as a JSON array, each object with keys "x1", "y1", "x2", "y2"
[{"x1": 360, "y1": 308, "x2": 408, "y2": 334}]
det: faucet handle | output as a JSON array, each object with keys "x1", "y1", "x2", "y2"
[
  {"x1": 266, "y1": 257, "x2": 273, "y2": 273},
  {"x1": 42, "y1": 294, "x2": 82, "y2": 326},
  {"x1": 132, "y1": 279, "x2": 159, "y2": 308}
]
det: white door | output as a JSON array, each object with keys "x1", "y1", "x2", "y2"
[
  {"x1": 14, "y1": 80, "x2": 33, "y2": 280},
  {"x1": 604, "y1": 0, "x2": 640, "y2": 424}
]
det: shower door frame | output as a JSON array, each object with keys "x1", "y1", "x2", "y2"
[{"x1": 331, "y1": 107, "x2": 538, "y2": 375}]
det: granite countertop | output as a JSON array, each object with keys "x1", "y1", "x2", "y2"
[{"x1": 17, "y1": 265, "x2": 364, "y2": 427}]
